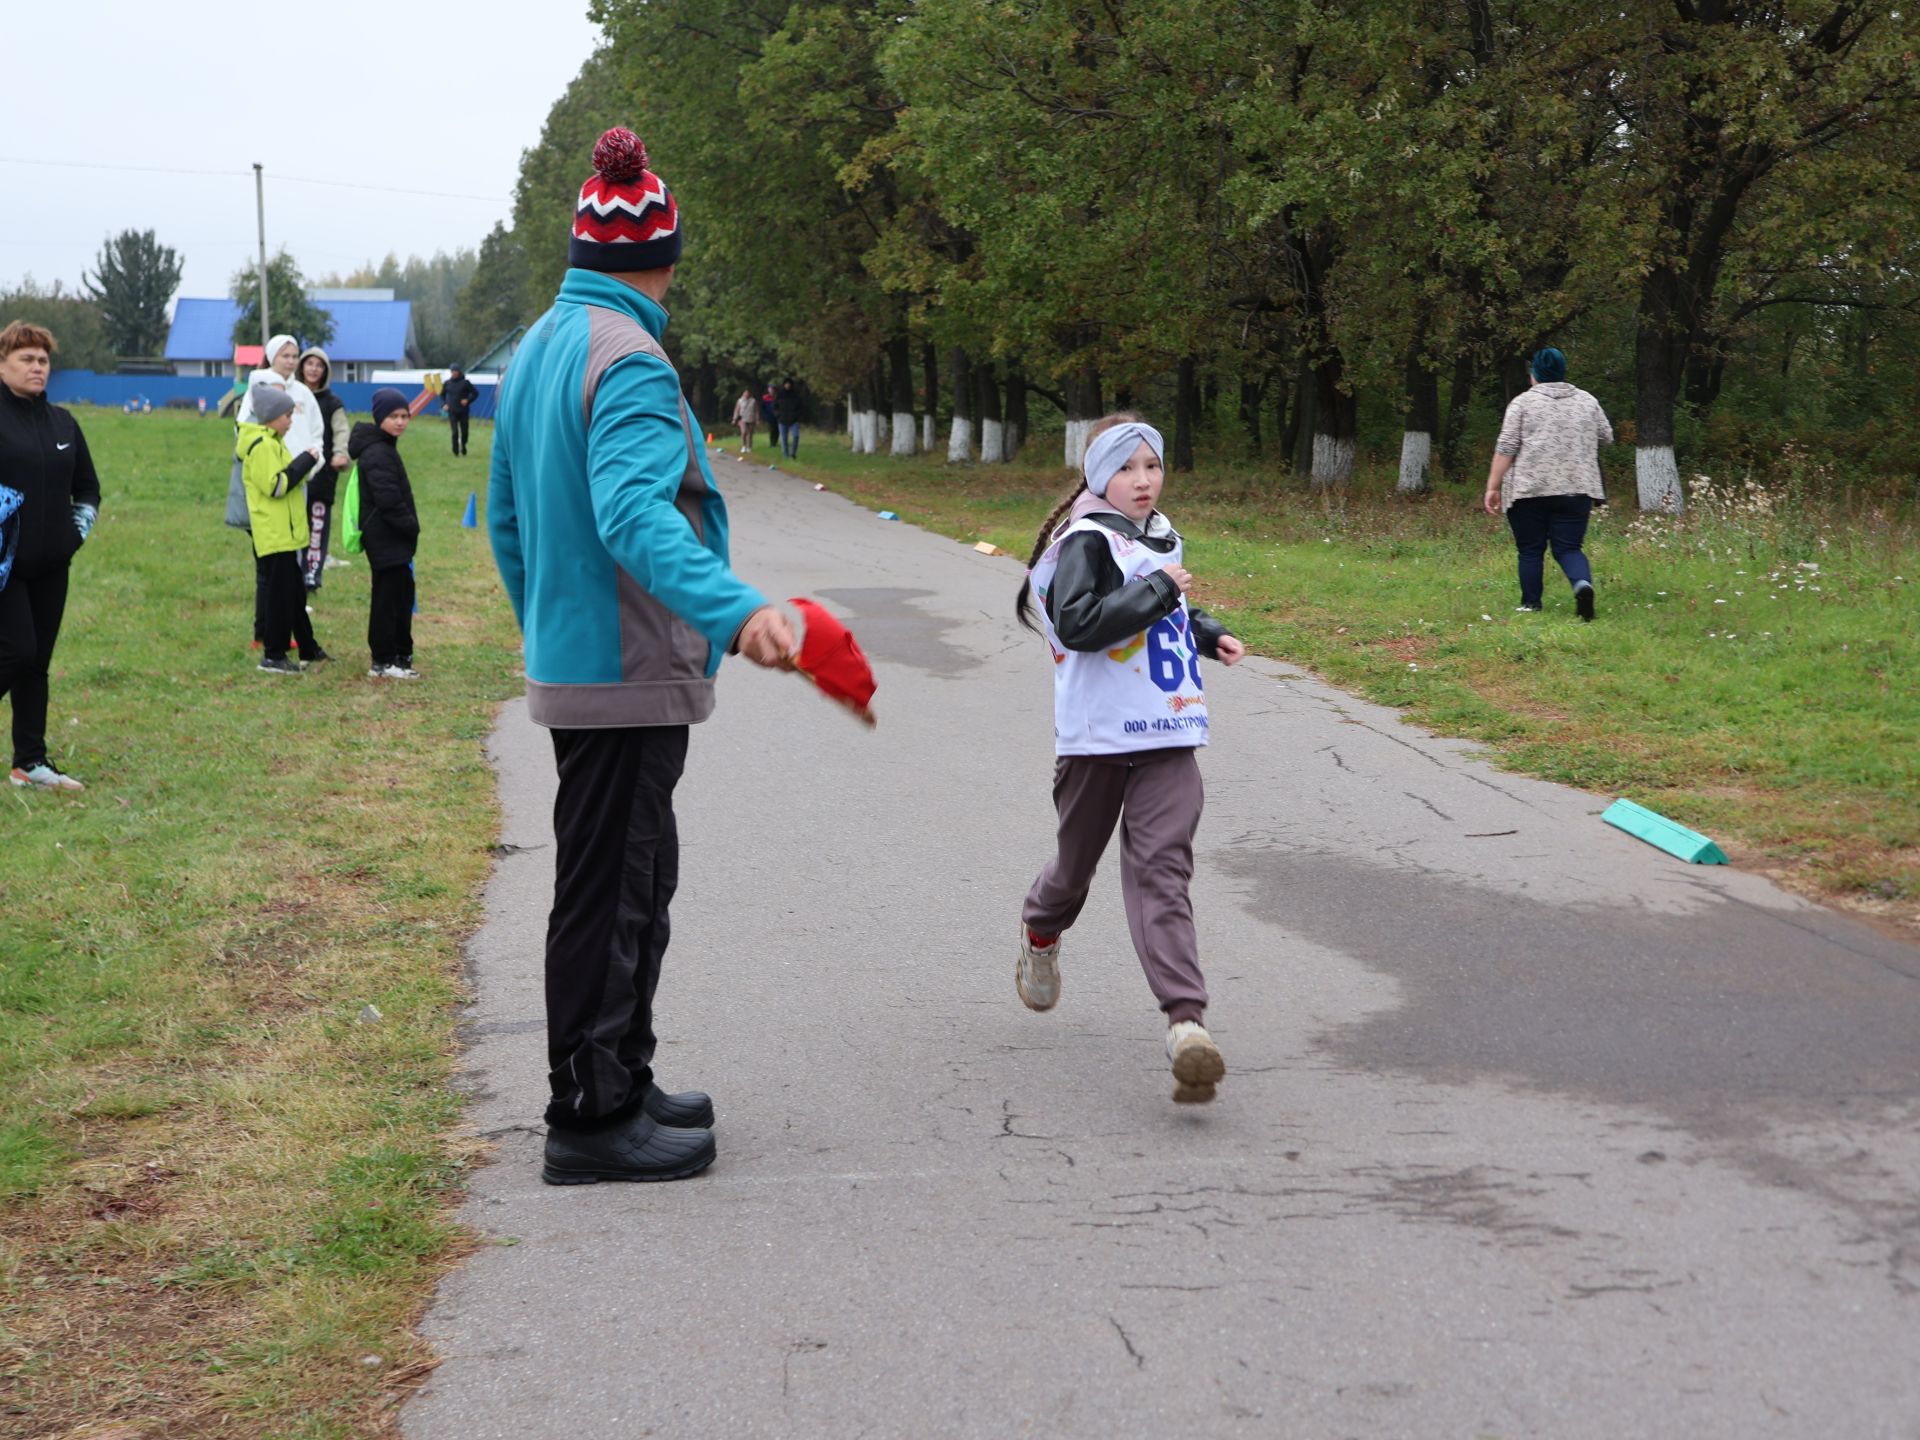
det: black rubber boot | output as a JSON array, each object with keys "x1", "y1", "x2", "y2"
[
  {"x1": 1575, "y1": 582, "x2": 1596, "y2": 622},
  {"x1": 643, "y1": 1084, "x2": 716, "y2": 1129},
  {"x1": 542, "y1": 1110, "x2": 716, "y2": 1185}
]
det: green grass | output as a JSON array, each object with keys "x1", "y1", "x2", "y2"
[
  {"x1": 0, "y1": 407, "x2": 518, "y2": 1437},
  {"x1": 755, "y1": 428, "x2": 1919, "y2": 919}
]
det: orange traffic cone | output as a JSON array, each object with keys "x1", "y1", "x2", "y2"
[{"x1": 705, "y1": 431, "x2": 714, "y2": 443}]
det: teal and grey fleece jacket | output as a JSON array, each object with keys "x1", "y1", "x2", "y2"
[{"x1": 488, "y1": 270, "x2": 767, "y2": 728}]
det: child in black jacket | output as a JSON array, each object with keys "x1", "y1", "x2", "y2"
[{"x1": 349, "y1": 389, "x2": 421, "y2": 679}]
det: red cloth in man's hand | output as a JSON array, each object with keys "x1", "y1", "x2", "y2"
[{"x1": 789, "y1": 597, "x2": 876, "y2": 714}]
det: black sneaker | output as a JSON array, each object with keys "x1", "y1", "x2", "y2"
[
  {"x1": 302, "y1": 645, "x2": 332, "y2": 664},
  {"x1": 1574, "y1": 583, "x2": 1596, "y2": 622},
  {"x1": 257, "y1": 657, "x2": 303, "y2": 676},
  {"x1": 642, "y1": 1083, "x2": 716, "y2": 1129},
  {"x1": 542, "y1": 1110, "x2": 716, "y2": 1185}
]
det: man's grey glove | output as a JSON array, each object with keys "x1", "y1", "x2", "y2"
[{"x1": 72, "y1": 503, "x2": 98, "y2": 543}]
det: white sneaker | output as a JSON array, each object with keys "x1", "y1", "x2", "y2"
[
  {"x1": 1166, "y1": 1021, "x2": 1225, "y2": 1104},
  {"x1": 379, "y1": 664, "x2": 421, "y2": 680},
  {"x1": 1015, "y1": 925, "x2": 1061, "y2": 1011},
  {"x1": 9, "y1": 761, "x2": 85, "y2": 792}
]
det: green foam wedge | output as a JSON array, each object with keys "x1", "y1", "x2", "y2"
[{"x1": 1602, "y1": 798, "x2": 1728, "y2": 865}]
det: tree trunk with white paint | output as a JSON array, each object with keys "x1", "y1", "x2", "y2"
[
  {"x1": 1397, "y1": 431, "x2": 1432, "y2": 493},
  {"x1": 1004, "y1": 364, "x2": 1027, "y2": 460},
  {"x1": 947, "y1": 345, "x2": 973, "y2": 463},
  {"x1": 885, "y1": 334, "x2": 916, "y2": 456},
  {"x1": 1634, "y1": 277, "x2": 1686, "y2": 513},
  {"x1": 975, "y1": 361, "x2": 1006, "y2": 464},
  {"x1": 1309, "y1": 360, "x2": 1357, "y2": 491},
  {"x1": 1636, "y1": 445, "x2": 1682, "y2": 513},
  {"x1": 1398, "y1": 341, "x2": 1438, "y2": 493},
  {"x1": 1312, "y1": 432, "x2": 1355, "y2": 489},
  {"x1": 850, "y1": 374, "x2": 881, "y2": 455},
  {"x1": 921, "y1": 415, "x2": 935, "y2": 451},
  {"x1": 1064, "y1": 363, "x2": 1102, "y2": 470}
]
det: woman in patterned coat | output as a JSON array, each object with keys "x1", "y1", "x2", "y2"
[{"x1": 1483, "y1": 347, "x2": 1613, "y2": 620}]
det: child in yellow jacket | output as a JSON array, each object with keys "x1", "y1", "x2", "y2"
[{"x1": 237, "y1": 385, "x2": 328, "y2": 673}]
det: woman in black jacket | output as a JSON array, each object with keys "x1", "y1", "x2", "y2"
[
  {"x1": 348, "y1": 389, "x2": 422, "y2": 679},
  {"x1": 298, "y1": 347, "x2": 351, "y2": 591},
  {"x1": 0, "y1": 320, "x2": 100, "y2": 791}
]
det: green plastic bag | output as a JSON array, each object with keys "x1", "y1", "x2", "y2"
[{"x1": 338, "y1": 464, "x2": 364, "y2": 554}]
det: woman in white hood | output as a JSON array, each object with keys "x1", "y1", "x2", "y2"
[{"x1": 237, "y1": 334, "x2": 322, "y2": 454}]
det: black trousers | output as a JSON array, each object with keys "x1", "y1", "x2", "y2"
[
  {"x1": 302, "y1": 497, "x2": 332, "y2": 590},
  {"x1": 368, "y1": 563, "x2": 415, "y2": 668},
  {"x1": 449, "y1": 410, "x2": 469, "y2": 455},
  {"x1": 0, "y1": 564, "x2": 70, "y2": 769},
  {"x1": 257, "y1": 551, "x2": 316, "y2": 661},
  {"x1": 544, "y1": 724, "x2": 690, "y2": 1130},
  {"x1": 253, "y1": 546, "x2": 267, "y2": 644}
]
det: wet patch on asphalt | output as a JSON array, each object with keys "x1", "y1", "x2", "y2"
[
  {"x1": 813, "y1": 588, "x2": 980, "y2": 677},
  {"x1": 1213, "y1": 848, "x2": 1920, "y2": 1139}
]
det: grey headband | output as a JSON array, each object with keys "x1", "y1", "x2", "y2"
[{"x1": 1083, "y1": 422, "x2": 1165, "y2": 497}]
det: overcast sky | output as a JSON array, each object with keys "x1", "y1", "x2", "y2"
[{"x1": 2, "y1": 1, "x2": 603, "y2": 302}]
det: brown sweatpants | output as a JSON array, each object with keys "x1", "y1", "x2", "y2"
[{"x1": 1022, "y1": 747, "x2": 1209, "y2": 1023}]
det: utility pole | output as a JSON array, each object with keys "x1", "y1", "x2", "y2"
[{"x1": 253, "y1": 163, "x2": 269, "y2": 349}]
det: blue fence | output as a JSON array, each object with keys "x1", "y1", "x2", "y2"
[{"x1": 46, "y1": 372, "x2": 499, "y2": 420}]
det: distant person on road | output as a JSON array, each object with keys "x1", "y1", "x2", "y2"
[
  {"x1": 758, "y1": 382, "x2": 776, "y2": 450},
  {"x1": 350, "y1": 389, "x2": 422, "y2": 680},
  {"x1": 775, "y1": 377, "x2": 801, "y2": 458},
  {"x1": 1012, "y1": 412, "x2": 1245, "y2": 1104},
  {"x1": 236, "y1": 384, "x2": 327, "y2": 675},
  {"x1": 0, "y1": 320, "x2": 100, "y2": 791},
  {"x1": 298, "y1": 347, "x2": 350, "y2": 591},
  {"x1": 489, "y1": 126, "x2": 796, "y2": 1185},
  {"x1": 441, "y1": 364, "x2": 478, "y2": 457},
  {"x1": 1484, "y1": 347, "x2": 1612, "y2": 620},
  {"x1": 730, "y1": 386, "x2": 757, "y2": 456}
]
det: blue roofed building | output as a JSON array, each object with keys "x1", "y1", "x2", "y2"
[{"x1": 166, "y1": 290, "x2": 421, "y2": 382}]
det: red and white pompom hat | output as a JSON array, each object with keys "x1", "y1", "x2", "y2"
[{"x1": 570, "y1": 127, "x2": 682, "y2": 273}]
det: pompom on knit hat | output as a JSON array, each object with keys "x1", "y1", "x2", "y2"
[
  {"x1": 370, "y1": 388, "x2": 408, "y2": 424},
  {"x1": 1531, "y1": 347, "x2": 1568, "y2": 383},
  {"x1": 570, "y1": 128, "x2": 682, "y2": 273}
]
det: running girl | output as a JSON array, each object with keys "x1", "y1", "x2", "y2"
[{"x1": 1013, "y1": 413, "x2": 1244, "y2": 1103}]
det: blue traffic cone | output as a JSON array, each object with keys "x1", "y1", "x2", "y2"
[{"x1": 462, "y1": 492, "x2": 477, "y2": 528}]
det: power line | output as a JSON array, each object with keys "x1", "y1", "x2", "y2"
[{"x1": 0, "y1": 155, "x2": 507, "y2": 204}]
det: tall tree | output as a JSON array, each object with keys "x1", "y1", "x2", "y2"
[
  {"x1": 455, "y1": 222, "x2": 533, "y2": 360},
  {"x1": 229, "y1": 250, "x2": 334, "y2": 350},
  {"x1": 0, "y1": 278, "x2": 113, "y2": 371},
  {"x1": 1586, "y1": 0, "x2": 1920, "y2": 510},
  {"x1": 82, "y1": 229, "x2": 182, "y2": 358}
]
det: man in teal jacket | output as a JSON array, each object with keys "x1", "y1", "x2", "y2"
[{"x1": 489, "y1": 126, "x2": 794, "y2": 1185}]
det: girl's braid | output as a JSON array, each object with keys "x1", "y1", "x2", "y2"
[{"x1": 1015, "y1": 483, "x2": 1087, "y2": 632}]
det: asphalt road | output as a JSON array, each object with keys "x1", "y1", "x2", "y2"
[{"x1": 406, "y1": 456, "x2": 1920, "y2": 1440}]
